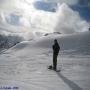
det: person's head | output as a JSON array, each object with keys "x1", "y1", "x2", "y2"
[
  {"x1": 89, "y1": 28, "x2": 90, "y2": 31},
  {"x1": 54, "y1": 39, "x2": 57, "y2": 43}
]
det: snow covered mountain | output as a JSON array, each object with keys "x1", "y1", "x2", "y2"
[
  {"x1": 0, "y1": 33, "x2": 23, "y2": 52},
  {"x1": 0, "y1": 31, "x2": 90, "y2": 90},
  {"x1": 34, "y1": 31, "x2": 90, "y2": 55},
  {"x1": 0, "y1": 1, "x2": 90, "y2": 89},
  {"x1": 12, "y1": 31, "x2": 90, "y2": 55}
]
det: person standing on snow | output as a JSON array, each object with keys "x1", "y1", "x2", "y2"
[{"x1": 52, "y1": 39, "x2": 60, "y2": 70}]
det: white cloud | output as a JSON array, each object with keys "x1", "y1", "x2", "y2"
[
  {"x1": 0, "y1": 0, "x2": 89, "y2": 40},
  {"x1": 0, "y1": 11, "x2": 7, "y2": 24},
  {"x1": 0, "y1": 0, "x2": 16, "y2": 11},
  {"x1": 55, "y1": 3, "x2": 89, "y2": 34},
  {"x1": 19, "y1": 16, "x2": 30, "y2": 27},
  {"x1": 0, "y1": 0, "x2": 56, "y2": 31}
]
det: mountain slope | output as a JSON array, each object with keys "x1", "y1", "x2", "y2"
[
  {"x1": 10, "y1": 31, "x2": 90, "y2": 55},
  {"x1": 0, "y1": 32, "x2": 90, "y2": 90}
]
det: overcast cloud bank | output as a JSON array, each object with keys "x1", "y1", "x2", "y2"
[{"x1": 0, "y1": 0, "x2": 89, "y2": 40}]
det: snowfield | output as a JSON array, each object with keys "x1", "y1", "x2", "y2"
[{"x1": 0, "y1": 31, "x2": 90, "y2": 90}]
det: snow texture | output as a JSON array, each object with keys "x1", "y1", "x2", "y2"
[{"x1": 0, "y1": 31, "x2": 90, "y2": 90}]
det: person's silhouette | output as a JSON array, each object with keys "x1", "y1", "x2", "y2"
[
  {"x1": 52, "y1": 39, "x2": 60, "y2": 70},
  {"x1": 89, "y1": 28, "x2": 90, "y2": 31}
]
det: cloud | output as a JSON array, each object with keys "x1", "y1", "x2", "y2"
[
  {"x1": 0, "y1": 11, "x2": 7, "y2": 24},
  {"x1": 0, "y1": 0, "x2": 89, "y2": 40},
  {"x1": 55, "y1": 3, "x2": 89, "y2": 34},
  {"x1": 0, "y1": 0, "x2": 16, "y2": 11}
]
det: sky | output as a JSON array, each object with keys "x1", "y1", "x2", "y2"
[{"x1": 0, "y1": 0, "x2": 90, "y2": 37}]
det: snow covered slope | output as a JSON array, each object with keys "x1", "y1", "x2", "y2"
[
  {"x1": 34, "y1": 31, "x2": 90, "y2": 48},
  {"x1": 11, "y1": 31, "x2": 90, "y2": 55},
  {"x1": 0, "y1": 31, "x2": 90, "y2": 90}
]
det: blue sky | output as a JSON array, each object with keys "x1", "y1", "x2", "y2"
[
  {"x1": 33, "y1": 0, "x2": 90, "y2": 22},
  {"x1": 71, "y1": 5, "x2": 90, "y2": 22},
  {"x1": 33, "y1": 1, "x2": 57, "y2": 12},
  {"x1": 71, "y1": 0, "x2": 90, "y2": 22}
]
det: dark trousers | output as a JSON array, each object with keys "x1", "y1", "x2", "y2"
[{"x1": 53, "y1": 54, "x2": 58, "y2": 70}]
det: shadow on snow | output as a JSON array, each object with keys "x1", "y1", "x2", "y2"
[{"x1": 56, "y1": 72, "x2": 82, "y2": 90}]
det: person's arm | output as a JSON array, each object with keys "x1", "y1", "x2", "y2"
[{"x1": 59, "y1": 45, "x2": 60, "y2": 51}]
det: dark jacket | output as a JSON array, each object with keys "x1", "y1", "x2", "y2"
[{"x1": 53, "y1": 42, "x2": 60, "y2": 55}]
